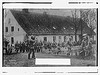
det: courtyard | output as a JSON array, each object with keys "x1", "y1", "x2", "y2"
[{"x1": 3, "y1": 50, "x2": 96, "y2": 67}]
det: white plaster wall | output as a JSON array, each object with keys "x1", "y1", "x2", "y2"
[
  {"x1": 28, "y1": 35, "x2": 80, "y2": 44},
  {"x1": 15, "y1": 35, "x2": 25, "y2": 43},
  {"x1": 4, "y1": 9, "x2": 26, "y2": 44}
]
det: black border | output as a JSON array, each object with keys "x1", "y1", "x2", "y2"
[
  {"x1": 3, "y1": 2, "x2": 52, "y2": 4},
  {"x1": 2, "y1": 4, "x2": 4, "y2": 67},
  {"x1": 96, "y1": 8, "x2": 98, "y2": 66}
]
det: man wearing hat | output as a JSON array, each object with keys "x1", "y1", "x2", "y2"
[
  {"x1": 80, "y1": 34, "x2": 89, "y2": 57},
  {"x1": 3, "y1": 39, "x2": 9, "y2": 54},
  {"x1": 28, "y1": 35, "x2": 36, "y2": 59},
  {"x1": 67, "y1": 37, "x2": 73, "y2": 56}
]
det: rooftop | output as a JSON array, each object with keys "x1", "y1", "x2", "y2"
[{"x1": 10, "y1": 9, "x2": 95, "y2": 35}]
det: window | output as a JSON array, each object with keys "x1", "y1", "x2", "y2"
[
  {"x1": 44, "y1": 37, "x2": 47, "y2": 41},
  {"x1": 5, "y1": 27, "x2": 8, "y2": 32},
  {"x1": 59, "y1": 36, "x2": 61, "y2": 39},
  {"x1": 18, "y1": 28, "x2": 19, "y2": 31},
  {"x1": 11, "y1": 26, "x2": 14, "y2": 32},
  {"x1": 11, "y1": 37, "x2": 14, "y2": 44},
  {"x1": 53, "y1": 36, "x2": 56, "y2": 42}
]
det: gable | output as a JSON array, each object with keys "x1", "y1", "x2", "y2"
[{"x1": 4, "y1": 9, "x2": 26, "y2": 37}]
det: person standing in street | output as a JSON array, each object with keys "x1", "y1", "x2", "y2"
[
  {"x1": 28, "y1": 35, "x2": 36, "y2": 59},
  {"x1": 15, "y1": 41, "x2": 19, "y2": 53},
  {"x1": 19, "y1": 42, "x2": 22, "y2": 53},
  {"x1": 4, "y1": 39, "x2": 9, "y2": 54},
  {"x1": 67, "y1": 37, "x2": 73, "y2": 55},
  {"x1": 80, "y1": 34, "x2": 89, "y2": 57}
]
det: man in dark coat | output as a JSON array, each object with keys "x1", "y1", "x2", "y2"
[
  {"x1": 28, "y1": 36, "x2": 36, "y2": 59},
  {"x1": 67, "y1": 38, "x2": 73, "y2": 51},
  {"x1": 80, "y1": 34, "x2": 89, "y2": 57},
  {"x1": 4, "y1": 39, "x2": 9, "y2": 54},
  {"x1": 19, "y1": 42, "x2": 22, "y2": 52},
  {"x1": 22, "y1": 42, "x2": 25, "y2": 53},
  {"x1": 15, "y1": 41, "x2": 19, "y2": 53},
  {"x1": 26, "y1": 40, "x2": 30, "y2": 52}
]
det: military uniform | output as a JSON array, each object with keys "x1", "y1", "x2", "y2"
[
  {"x1": 15, "y1": 42, "x2": 19, "y2": 53},
  {"x1": 28, "y1": 39, "x2": 35, "y2": 59},
  {"x1": 80, "y1": 35, "x2": 89, "y2": 57},
  {"x1": 87, "y1": 38, "x2": 93, "y2": 56},
  {"x1": 4, "y1": 40, "x2": 9, "y2": 54},
  {"x1": 67, "y1": 38, "x2": 73, "y2": 51},
  {"x1": 26, "y1": 41, "x2": 30, "y2": 52},
  {"x1": 19, "y1": 42, "x2": 22, "y2": 52},
  {"x1": 40, "y1": 42, "x2": 43, "y2": 52}
]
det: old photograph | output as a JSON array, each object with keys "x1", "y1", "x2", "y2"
[{"x1": 3, "y1": 8, "x2": 97, "y2": 67}]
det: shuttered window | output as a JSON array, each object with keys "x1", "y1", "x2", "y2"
[
  {"x1": 11, "y1": 26, "x2": 14, "y2": 32},
  {"x1": 5, "y1": 27, "x2": 8, "y2": 32}
]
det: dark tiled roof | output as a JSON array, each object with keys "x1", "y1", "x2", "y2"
[{"x1": 10, "y1": 10, "x2": 95, "y2": 35}]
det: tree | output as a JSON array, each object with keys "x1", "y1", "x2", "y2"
[
  {"x1": 79, "y1": 9, "x2": 85, "y2": 42},
  {"x1": 80, "y1": 9, "x2": 97, "y2": 37},
  {"x1": 71, "y1": 9, "x2": 80, "y2": 42}
]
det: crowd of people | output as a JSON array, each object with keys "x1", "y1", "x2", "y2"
[
  {"x1": 3, "y1": 34, "x2": 94, "y2": 59},
  {"x1": 80, "y1": 34, "x2": 93, "y2": 57}
]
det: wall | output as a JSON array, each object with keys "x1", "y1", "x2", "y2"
[
  {"x1": 4, "y1": 9, "x2": 26, "y2": 45},
  {"x1": 29, "y1": 35, "x2": 80, "y2": 43}
]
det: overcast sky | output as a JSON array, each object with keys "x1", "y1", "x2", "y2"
[{"x1": 28, "y1": 9, "x2": 80, "y2": 17}]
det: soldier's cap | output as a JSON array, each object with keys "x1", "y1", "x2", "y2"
[{"x1": 31, "y1": 35, "x2": 35, "y2": 40}]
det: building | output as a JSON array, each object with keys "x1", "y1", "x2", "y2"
[
  {"x1": 4, "y1": 9, "x2": 27, "y2": 45},
  {"x1": 4, "y1": 9, "x2": 96, "y2": 45}
]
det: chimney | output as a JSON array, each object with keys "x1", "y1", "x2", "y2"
[{"x1": 22, "y1": 9, "x2": 28, "y2": 13}]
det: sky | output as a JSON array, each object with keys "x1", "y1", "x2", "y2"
[{"x1": 29, "y1": 9, "x2": 73, "y2": 17}]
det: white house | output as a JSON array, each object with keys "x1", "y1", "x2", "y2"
[
  {"x1": 4, "y1": 9, "x2": 27, "y2": 45},
  {"x1": 4, "y1": 9, "x2": 96, "y2": 45}
]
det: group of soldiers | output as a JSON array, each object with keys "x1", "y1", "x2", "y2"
[
  {"x1": 80, "y1": 34, "x2": 93, "y2": 57},
  {"x1": 3, "y1": 36, "x2": 43, "y2": 59},
  {"x1": 67, "y1": 34, "x2": 93, "y2": 57},
  {"x1": 3, "y1": 34, "x2": 93, "y2": 59}
]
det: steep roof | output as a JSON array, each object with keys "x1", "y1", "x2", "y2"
[{"x1": 10, "y1": 9, "x2": 95, "y2": 35}]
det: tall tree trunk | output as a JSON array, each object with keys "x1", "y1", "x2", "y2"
[
  {"x1": 80, "y1": 19, "x2": 83, "y2": 43},
  {"x1": 75, "y1": 28, "x2": 77, "y2": 42}
]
